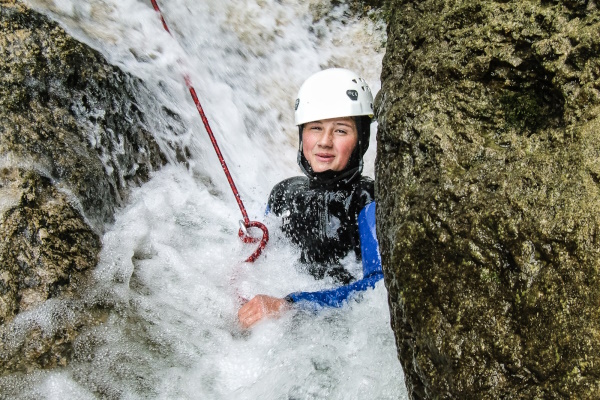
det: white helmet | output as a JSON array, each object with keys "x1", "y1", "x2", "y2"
[{"x1": 294, "y1": 68, "x2": 374, "y2": 126}]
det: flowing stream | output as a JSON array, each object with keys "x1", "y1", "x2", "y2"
[{"x1": 3, "y1": 0, "x2": 406, "y2": 398}]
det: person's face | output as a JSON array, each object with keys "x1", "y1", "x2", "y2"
[{"x1": 301, "y1": 117, "x2": 358, "y2": 173}]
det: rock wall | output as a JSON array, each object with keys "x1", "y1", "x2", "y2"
[
  {"x1": 0, "y1": 0, "x2": 166, "y2": 372},
  {"x1": 376, "y1": 1, "x2": 600, "y2": 398}
]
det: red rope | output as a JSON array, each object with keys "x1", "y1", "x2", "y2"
[{"x1": 149, "y1": 0, "x2": 268, "y2": 263}]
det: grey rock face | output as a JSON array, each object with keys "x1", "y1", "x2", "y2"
[
  {"x1": 376, "y1": 1, "x2": 600, "y2": 398},
  {"x1": 0, "y1": 0, "x2": 165, "y2": 372}
]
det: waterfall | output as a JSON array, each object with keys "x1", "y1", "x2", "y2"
[{"x1": 3, "y1": 0, "x2": 406, "y2": 398}]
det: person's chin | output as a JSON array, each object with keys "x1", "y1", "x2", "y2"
[{"x1": 313, "y1": 164, "x2": 334, "y2": 173}]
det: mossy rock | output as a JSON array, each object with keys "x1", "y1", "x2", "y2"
[
  {"x1": 0, "y1": 0, "x2": 167, "y2": 374},
  {"x1": 376, "y1": 0, "x2": 600, "y2": 398}
]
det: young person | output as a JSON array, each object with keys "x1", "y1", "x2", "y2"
[{"x1": 238, "y1": 68, "x2": 382, "y2": 328}]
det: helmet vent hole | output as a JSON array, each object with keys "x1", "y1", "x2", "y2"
[{"x1": 352, "y1": 79, "x2": 358, "y2": 83}]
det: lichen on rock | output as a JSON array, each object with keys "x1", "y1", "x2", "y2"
[{"x1": 376, "y1": 0, "x2": 600, "y2": 398}]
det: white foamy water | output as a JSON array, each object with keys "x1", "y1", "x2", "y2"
[{"x1": 4, "y1": 0, "x2": 406, "y2": 398}]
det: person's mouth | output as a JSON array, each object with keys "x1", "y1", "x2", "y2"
[{"x1": 315, "y1": 153, "x2": 335, "y2": 162}]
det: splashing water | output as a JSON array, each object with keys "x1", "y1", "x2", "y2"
[{"x1": 3, "y1": 0, "x2": 406, "y2": 398}]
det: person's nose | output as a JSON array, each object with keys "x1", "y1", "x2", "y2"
[{"x1": 317, "y1": 127, "x2": 334, "y2": 148}]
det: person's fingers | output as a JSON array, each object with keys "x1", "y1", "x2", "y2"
[
  {"x1": 239, "y1": 297, "x2": 258, "y2": 312},
  {"x1": 240, "y1": 307, "x2": 262, "y2": 328},
  {"x1": 237, "y1": 295, "x2": 286, "y2": 329},
  {"x1": 242, "y1": 313, "x2": 259, "y2": 328},
  {"x1": 238, "y1": 298, "x2": 264, "y2": 328},
  {"x1": 238, "y1": 303, "x2": 257, "y2": 321}
]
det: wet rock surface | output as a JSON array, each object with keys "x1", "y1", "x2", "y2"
[
  {"x1": 376, "y1": 1, "x2": 600, "y2": 398},
  {"x1": 0, "y1": 0, "x2": 165, "y2": 372}
]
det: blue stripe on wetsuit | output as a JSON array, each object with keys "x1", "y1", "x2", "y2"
[{"x1": 286, "y1": 202, "x2": 383, "y2": 308}]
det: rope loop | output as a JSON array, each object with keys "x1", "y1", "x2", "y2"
[{"x1": 238, "y1": 221, "x2": 269, "y2": 262}]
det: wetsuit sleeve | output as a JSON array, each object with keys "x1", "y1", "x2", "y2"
[{"x1": 285, "y1": 202, "x2": 383, "y2": 308}]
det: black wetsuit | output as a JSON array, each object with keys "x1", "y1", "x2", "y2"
[{"x1": 267, "y1": 175, "x2": 374, "y2": 284}]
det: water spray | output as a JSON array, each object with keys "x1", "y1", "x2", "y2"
[{"x1": 149, "y1": 0, "x2": 269, "y2": 263}]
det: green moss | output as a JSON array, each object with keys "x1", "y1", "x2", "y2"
[{"x1": 500, "y1": 90, "x2": 546, "y2": 132}]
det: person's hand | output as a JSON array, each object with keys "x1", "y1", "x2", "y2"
[{"x1": 238, "y1": 294, "x2": 288, "y2": 329}]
